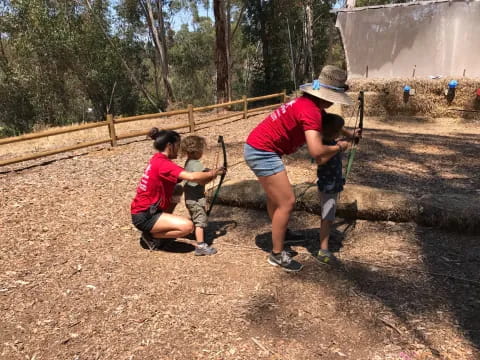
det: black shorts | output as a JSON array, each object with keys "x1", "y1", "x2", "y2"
[{"x1": 131, "y1": 210, "x2": 162, "y2": 233}]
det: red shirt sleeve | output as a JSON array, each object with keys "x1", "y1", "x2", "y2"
[{"x1": 165, "y1": 161, "x2": 183, "y2": 179}]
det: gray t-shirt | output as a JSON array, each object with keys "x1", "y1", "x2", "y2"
[{"x1": 184, "y1": 159, "x2": 206, "y2": 201}]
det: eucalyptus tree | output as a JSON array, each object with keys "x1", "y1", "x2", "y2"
[
  {"x1": 0, "y1": 0, "x2": 145, "y2": 134},
  {"x1": 240, "y1": 0, "x2": 342, "y2": 96}
]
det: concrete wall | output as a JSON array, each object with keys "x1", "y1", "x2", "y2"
[{"x1": 336, "y1": 1, "x2": 480, "y2": 79}]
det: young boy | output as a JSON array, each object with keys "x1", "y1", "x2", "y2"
[
  {"x1": 180, "y1": 135, "x2": 217, "y2": 256},
  {"x1": 315, "y1": 113, "x2": 353, "y2": 264}
]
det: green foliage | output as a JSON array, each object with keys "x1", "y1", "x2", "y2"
[
  {"x1": 241, "y1": 0, "x2": 343, "y2": 97},
  {"x1": 0, "y1": 0, "x2": 145, "y2": 135},
  {"x1": 169, "y1": 20, "x2": 216, "y2": 106},
  {"x1": 0, "y1": 0, "x2": 346, "y2": 136}
]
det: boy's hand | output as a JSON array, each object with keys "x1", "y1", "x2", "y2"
[
  {"x1": 337, "y1": 140, "x2": 351, "y2": 152},
  {"x1": 215, "y1": 167, "x2": 227, "y2": 176},
  {"x1": 353, "y1": 128, "x2": 362, "y2": 144}
]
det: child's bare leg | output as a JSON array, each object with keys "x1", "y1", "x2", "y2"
[
  {"x1": 194, "y1": 226, "x2": 205, "y2": 245},
  {"x1": 319, "y1": 218, "x2": 332, "y2": 251}
]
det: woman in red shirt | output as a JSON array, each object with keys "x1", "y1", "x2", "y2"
[
  {"x1": 244, "y1": 65, "x2": 359, "y2": 272},
  {"x1": 131, "y1": 128, "x2": 224, "y2": 253}
]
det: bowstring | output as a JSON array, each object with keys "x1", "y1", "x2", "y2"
[
  {"x1": 344, "y1": 96, "x2": 361, "y2": 179},
  {"x1": 206, "y1": 139, "x2": 221, "y2": 206}
]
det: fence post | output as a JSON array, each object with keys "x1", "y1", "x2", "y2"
[
  {"x1": 282, "y1": 89, "x2": 287, "y2": 103},
  {"x1": 243, "y1": 95, "x2": 248, "y2": 119},
  {"x1": 107, "y1": 114, "x2": 117, "y2": 147},
  {"x1": 188, "y1": 104, "x2": 195, "y2": 133}
]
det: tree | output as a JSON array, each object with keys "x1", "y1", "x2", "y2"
[
  {"x1": 141, "y1": 0, "x2": 175, "y2": 103},
  {"x1": 214, "y1": 0, "x2": 229, "y2": 103}
]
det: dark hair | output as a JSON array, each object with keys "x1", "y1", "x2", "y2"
[
  {"x1": 148, "y1": 127, "x2": 181, "y2": 151},
  {"x1": 322, "y1": 113, "x2": 345, "y2": 140}
]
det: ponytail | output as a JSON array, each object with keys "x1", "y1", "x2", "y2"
[{"x1": 148, "y1": 127, "x2": 181, "y2": 151}]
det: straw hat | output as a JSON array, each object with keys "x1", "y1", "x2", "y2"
[{"x1": 300, "y1": 65, "x2": 353, "y2": 105}]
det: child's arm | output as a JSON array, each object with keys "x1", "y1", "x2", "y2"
[
  {"x1": 341, "y1": 127, "x2": 362, "y2": 142},
  {"x1": 179, "y1": 168, "x2": 225, "y2": 185},
  {"x1": 306, "y1": 131, "x2": 350, "y2": 165}
]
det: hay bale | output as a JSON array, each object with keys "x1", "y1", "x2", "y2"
[
  {"x1": 342, "y1": 78, "x2": 480, "y2": 119},
  {"x1": 216, "y1": 180, "x2": 480, "y2": 234}
]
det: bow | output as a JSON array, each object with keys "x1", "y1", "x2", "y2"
[
  {"x1": 206, "y1": 135, "x2": 227, "y2": 216},
  {"x1": 344, "y1": 91, "x2": 364, "y2": 181}
]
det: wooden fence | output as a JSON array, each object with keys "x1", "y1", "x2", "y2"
[{"x1": 0, "y1": 91, "x2": 286, "y2": 167}]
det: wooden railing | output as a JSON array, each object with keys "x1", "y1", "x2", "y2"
[{"x1": 0, "y1": 91, "x2": 286, "y2": 167}]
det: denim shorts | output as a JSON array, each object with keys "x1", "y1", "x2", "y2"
[{"x1": 244, "y1": 143, "x2": 285, "y2": 177}]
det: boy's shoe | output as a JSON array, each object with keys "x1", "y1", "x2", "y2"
[
  {"x1": 314, "y1": 249, "x2": 335, "y2": 265},
  {"x1": 195, "y1": 243, "x2": 217, "y2": 256},
  {"x1": 268, "y1": 251, "x2": 303, "y2": 272},
  {"x1": 140, "y1": 232, "x2": 157, "y2": 250},
  {"x1": 284, "y1": 245, "x2": 298, "y2": 258}
]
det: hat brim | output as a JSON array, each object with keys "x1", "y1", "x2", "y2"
[{"x1": 301, "y1": 86, "x2": 354, "y2": 106}]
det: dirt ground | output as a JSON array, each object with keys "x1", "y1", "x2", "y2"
[{"x1": 1, "y1": 108, "x2": 479, "y2": 359}]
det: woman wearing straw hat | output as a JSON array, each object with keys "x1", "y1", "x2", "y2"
[{"x1": 244, "y1": 65, "x2": 358, "y2": 272}]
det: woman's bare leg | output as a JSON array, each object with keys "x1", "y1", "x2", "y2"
[
  {"x1": 150, "y1": 213, "x2": 194, "y2": 239},
  {"x1": 266, "y1": 197, "x2": 274, "y2": 220},
  {"x1": 258, "y1": 170, "x2": 295, "y2": 254}
]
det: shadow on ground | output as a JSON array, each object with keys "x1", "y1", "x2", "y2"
[{"x1": 138, "y1": 220, "x2": 238, "y2": 253}]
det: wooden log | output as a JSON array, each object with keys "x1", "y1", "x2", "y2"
[
  {"x1": 188, "y1": 104, "x2": 195, "y2": 133},
  {"x1": 114, "y1": 109, "x2": 189, "y2": 123},
  {"x1": 107, "y1": 114, "x2": 117, "y2": 147},
  {"x1": 0, "y1": 138, "x2": 110, "y2": 167},
  {"x1": 0, "y1": 121, "x2": 108, "y2": 145}
]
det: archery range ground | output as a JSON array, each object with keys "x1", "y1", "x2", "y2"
[{"x1": 1, "y1": 109, "x2": 479, "y2": 359}]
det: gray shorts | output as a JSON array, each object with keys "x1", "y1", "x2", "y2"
[
  {"x1": 319, "y1": 192, "x2": 338, "y2": 221},
  {"x1": 186, "y1": 198, "x2": 208, "y2": 228}
]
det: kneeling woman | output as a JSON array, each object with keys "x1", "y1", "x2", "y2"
[{"x1": 131, "y1": 128, "x2": 224, "y2": 253}]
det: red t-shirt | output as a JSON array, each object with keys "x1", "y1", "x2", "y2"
[
  {"x1": 246, "y1": 96, "x2": 324, "y2": 155},
  {"x1": 131, "y1": 153, "x2": 184, "y2": 214}
]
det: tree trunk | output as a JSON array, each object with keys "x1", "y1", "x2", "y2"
[
  {"x1": 83, "y1": 0, "x2": 159, "y2": 111},
  {"x1": 304, "y1": 0, "x2": 314, "y2": 80},
  {"x1": 214, "y1": 0, "x2": 229, "y2": 104},
  {"x1": 144, "y1": 0, "x2": 175, "y2": 104},
  {"x1": 226, "y1": 0, "x2": 231, "y2": 101}
]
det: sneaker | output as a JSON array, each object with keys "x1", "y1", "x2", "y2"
[
  {"x1": 284, "y1": 245, "x2": 298, "y2": 258},
  {"x1": 268, "y1": 251, "x2": 303, "y2": 272},
  {"x1": 314, "y1": 249, "x2": 335, "y2": 265},
  {"x1": 140, "y1": 232, "x2": 157, "y2": 250},
  {"x1": 195, "y1": 243, "x2": 217, "y2": 256}
]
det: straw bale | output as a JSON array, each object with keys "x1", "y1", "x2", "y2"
[
  {"x1": 341, "y1": 78, "x2": 480, "y2": 119},
  {"x1": 216, "y1": 180, "x2": 480, "y2": 233}
]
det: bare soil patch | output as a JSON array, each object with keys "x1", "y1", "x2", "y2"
[{"x1": 1, "y1": 109, "x2": 479, "y2": 359}]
